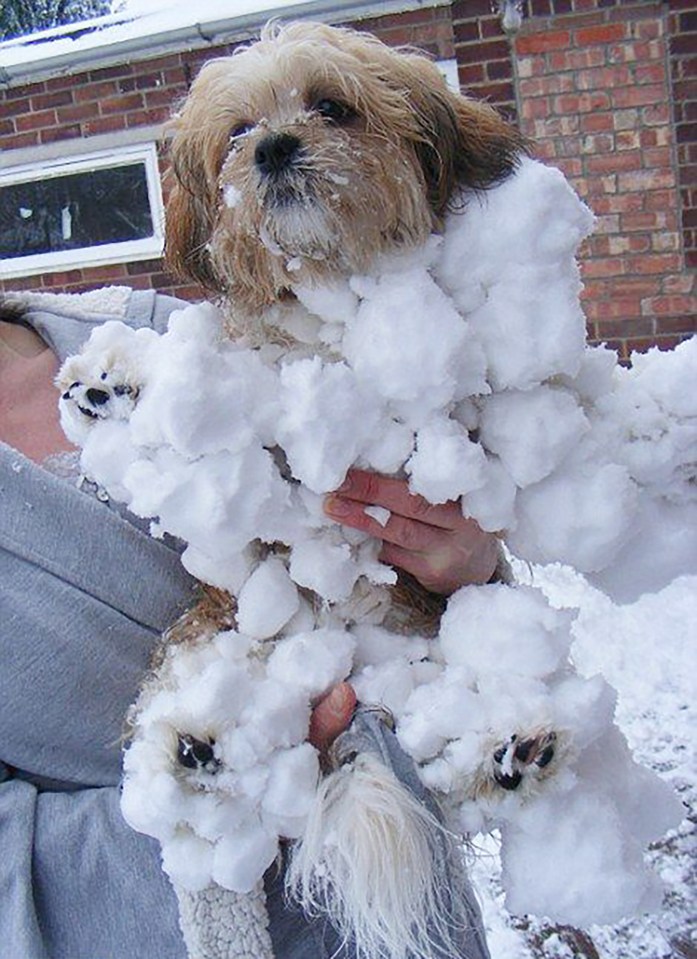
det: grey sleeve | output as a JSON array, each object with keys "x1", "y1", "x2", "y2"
[
  {"x1": 0, "y1": 777, "x2": 186, "y2": 959},
  {"x1": 17, "y1": 287, "x2": 192, "y2": 362},
  {"x1": 128, "y1": 289, "x2": 194, "y2": 334}
]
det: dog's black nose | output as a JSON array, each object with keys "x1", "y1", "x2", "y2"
[
  {"x1": 85, "y1": 388, "x2": 110, "y2": 406},
  {"x1": 255, "y1": 132, "x2": 300, "y2": 176}
]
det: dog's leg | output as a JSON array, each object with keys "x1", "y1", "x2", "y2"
[
  {"x1": 60, "y1": 375, "x2": 139, "y2": 423},
  {"x1": 56, "y1": 323, "x2": 149, "y2": 444}
]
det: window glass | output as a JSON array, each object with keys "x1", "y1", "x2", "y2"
[
  {"x1": 0, "y1": 162, "x2": 153, "y2": 257},
  {"x1": 0, "y1": 143, "x2": 164, "y2": 278}
]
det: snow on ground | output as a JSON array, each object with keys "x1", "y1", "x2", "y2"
[{"x1": 472, "y1": 564, "x2": 696, "y2": 959}]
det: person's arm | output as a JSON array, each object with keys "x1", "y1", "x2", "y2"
[{"x1": 323, "y1": 468, "x2": 500, "y2": 595}]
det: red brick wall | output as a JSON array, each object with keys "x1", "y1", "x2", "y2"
[
  {"x1": 0, "y1": 54, "x2": 183, "y2": 150},
  {"x1": 511, "y1": 0, "x2": 696, "y2": 359},
  {"x1": 349, "y1": 4, "x2": 454, "y2": 60},
  {"x1": 0, "y1": 52, "x2": 192, "y2": 295},
  {"x1": 1, "y1": 1, "x2": 694, "y2": 359},
  {"x1": 668, "y1": 0, "x2": 697, "y2": 271},
  {"x1": 452, "y1": 0, "x2": 517, "y2": 117}
]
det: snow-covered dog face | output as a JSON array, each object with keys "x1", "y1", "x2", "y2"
[{"x1": 165, "y1": 21, "x2": 524, "y2": 313}]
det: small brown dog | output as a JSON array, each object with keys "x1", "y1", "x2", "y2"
[{"x1": 162, "y1": 17, "x2": 527, "y2": 680}]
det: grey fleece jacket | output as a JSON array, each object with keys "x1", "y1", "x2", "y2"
[{"x1": 1, "y1": 288, "x2": 195, "y2": 959}]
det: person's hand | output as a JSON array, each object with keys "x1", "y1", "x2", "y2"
[
  {"x1": 309, "y1": 473, "x2": 500, "y2": 759},
  {"x1": 308, "y1": 682, "x2": 357, "y2": 753},
  {"x1": 324, "y1": 468, "x2": 499, "y2": 595}
]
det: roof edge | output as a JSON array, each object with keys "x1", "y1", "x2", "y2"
[{"x1": 0, "y1": 0, "x2": 447, "y2": 88}]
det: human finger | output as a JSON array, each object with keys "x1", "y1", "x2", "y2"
[
  {"x1": 334, "y1": 468, "x2": 469, "y2": 530},
  {"x1": 324, "y1": 492, "x2": 452, "y2": 552},
  {"x1": 308, "y1": 682, "x2": 357, "y2": 754}
]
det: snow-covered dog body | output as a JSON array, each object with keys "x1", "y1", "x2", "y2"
[{"x1": 58, "y1": 21, "x2": 692, "y2": 958}]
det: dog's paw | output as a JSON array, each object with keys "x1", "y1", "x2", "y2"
[
  {"x1": 60, "y1": 372, "x2": 139, "y2": 422},
  {"x1": 492, "y1": 730, "x2": 558, "y2": 792},
  {"x1": 57, "y1": 354, "x2": 142, "y2": 445},
  {"x1": 56, "y1": 320, "x2": 153, "y2": 444},
  {"x1": 176, "y1": 733, "x2": 222, "y2": 776}
]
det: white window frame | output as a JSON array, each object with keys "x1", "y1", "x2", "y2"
[
  {"x1": 437, "y1": 59, "x2": 460, "y2": 93},
  {"x1": 0, "y1": 141, "x2": 165, "y2": 279}
]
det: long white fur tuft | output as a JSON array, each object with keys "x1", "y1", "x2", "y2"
[{"x1": 286, "y1": 752, "x2": 468, "y2": 959}]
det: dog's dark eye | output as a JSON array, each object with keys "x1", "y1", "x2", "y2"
[
  {"x1": 230, "y1": 121, "x2": 254, "y2": 140},
  {"x1": 313, "y1": 99, "x2": 355, "y2": 124}
]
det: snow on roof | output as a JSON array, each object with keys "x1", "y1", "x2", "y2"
[{"x1": 0, "y1": 0, "x2": 433, "y2": 86}]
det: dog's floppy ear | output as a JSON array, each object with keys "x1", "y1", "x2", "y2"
[
  {"x1": 164, "y1": 132, "x2": 222, "y2": 293},
  {"x1": 392, "y1": 55, "x2": 528, "y2": 217},
  {"x1": 416, "y1": 88, "x2": 528, "y2": 216}
]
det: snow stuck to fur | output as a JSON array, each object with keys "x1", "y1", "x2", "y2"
[{"x1": 59, "y1": 157, "x2": 693, "y2": 927}]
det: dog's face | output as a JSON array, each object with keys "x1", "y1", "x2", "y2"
[{"x1": 166, "y1": 22, "x2": 524, "y2": 314}]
